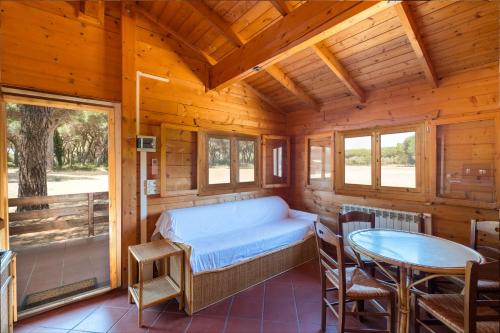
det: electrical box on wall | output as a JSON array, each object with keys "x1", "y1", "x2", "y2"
[{"x1": 136, "y1": 135, "x2": 156, "y2": 152}]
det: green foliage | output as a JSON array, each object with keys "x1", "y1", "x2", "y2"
[
  {"x1": 345, "y1": 134, "x2": 416, "y2": 166},
  {"x1": 53, "y1": 129, "x2": 64, "y2": 168}
]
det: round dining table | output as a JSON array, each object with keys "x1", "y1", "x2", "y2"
[{"x1": 347, "y1": 229, "x2": 484, "y2": 333}]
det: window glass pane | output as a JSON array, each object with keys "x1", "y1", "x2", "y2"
[
  {"x1": 344, "y1": 136, "x2": 372, "y2": 185},
  {"x1": 272, "y1": 147, "x2": 283, "y2": 177},
  {"x1": 437, "y1": 120, "x2": 496, "y2": 202},
  {"x1": 208, "y1": 137, "x2": 230, "y2": 184},
  {"x1": 265, "y1": 138, "x2": 287, "y2": 185},
  {"x1": 238, "y1": 139, "x2": 255, "y2": 183},
  {"x1": 325, "y1": 147, "x2": 331, "y2": 178},
  {"x1": 310, "y1": 146, "x2": 323, "y2": 179},
  {"x1": 381, "y1": 132, "x2": 416, "y2": 188}
]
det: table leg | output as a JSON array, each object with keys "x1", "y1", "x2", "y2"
[{"x1": 398, "y1": 268, "x2": 410, "y2": 333}]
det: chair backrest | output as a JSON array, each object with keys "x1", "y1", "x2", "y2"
[
  {"x1": 463, "y1": 260, "x2": 500, "y2": 333},
  {"x1": 470, "y1": 220, "x2": 500, "y2": 261},
  {"x1": 337, "y1": 211, "x2": 375, "y2": 240},
  {"x1": 314, "y1": 221, "x2": 347, "y2": 296}
]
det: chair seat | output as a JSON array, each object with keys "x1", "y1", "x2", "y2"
[
  {"x1": 326, "y1": 267, "x2": 391, "y2": 299},
  {"x1": 418, "y1": 294, "x2": 499, "y2": 333},
  {"x1": 344, "y1": 245, "x2": 373, "y2": 265}
]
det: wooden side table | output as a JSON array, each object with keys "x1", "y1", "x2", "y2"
[{"x1": 128, "y1": 240, "x2": 184, "y2": 326}]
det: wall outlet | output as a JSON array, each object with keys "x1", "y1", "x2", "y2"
[{"x1": 145, "y1": 179, "x2": 159, "y2": 195}]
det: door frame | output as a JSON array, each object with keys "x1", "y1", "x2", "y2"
[{"x1": 0, "y1": 87, "x2": 122, "y2": 317}]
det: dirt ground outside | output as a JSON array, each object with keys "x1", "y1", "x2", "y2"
[
  {"x1": 209, "y1": 166, "x2": 255, "y2": 183},
  {"x1": 345, "y1": 165, "x2": 416, "y2": 187},
  {"x1": 8, "y1": 168, "x2": 108, "y2": 199}
]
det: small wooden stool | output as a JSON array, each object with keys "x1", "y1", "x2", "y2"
[{"x1": 128, "y1": 240, "x2": 184, "y2": 326}]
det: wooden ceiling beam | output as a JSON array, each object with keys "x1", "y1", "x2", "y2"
[
  {"x1": 312, "y1": 43, "x2": 366, "y2": 103},
  {"x1": 265, "y1": 65, "x2": 320, "y2": 111},
  {"x1": 185, "y1": 1, "x2": 244, "y2": 47},
  {"x1": 394, "y1": 2, "x2": 438, "y2": 88},
  {"x1": 209, "y1": 1, "x2": 398, "y2": 91},
  {"x1": 135, "y1": 6, "x2": 217, "y2": 65},
  {"x1": 271, "y1": 0, "x2": 291, "y2": 16}
]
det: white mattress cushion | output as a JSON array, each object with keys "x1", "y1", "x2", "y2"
[
  {"x1": 188, "y1": 218, "x2": 313, "y2": 273},
  {"x1": 154, "y1": 196, "x2": 290, "y2": 243}
]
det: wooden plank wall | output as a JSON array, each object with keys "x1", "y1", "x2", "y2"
[
  {"x1": 134, "y1": 22, "x2": 289, "y2": 239},
  {"x1": 287, "y1": 65, "x2": 500, "y2": 244},
  {"x1": 0, "y1": 1, "x2": 121, "y2": 101},
  {"x1": 0, "y1": 1, "x2": 288, "y2": 281}
]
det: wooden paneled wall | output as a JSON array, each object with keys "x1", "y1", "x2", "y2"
[
  {"x1": 287, "y1": 65, "x2": 500, "y2": 244},
  {"x1": 0, "y1": 1, "x2": 288, "y2": 283},
  {"x1": 133, "y1": 21, "x2": 289, "y2": 239},
  {"x1": 0, "y1": 1, "x2": 121, "y2": 101}
]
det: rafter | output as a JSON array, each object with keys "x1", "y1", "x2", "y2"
[
  {"x1": 135, "y1": 6, "x2": 217, "y2": 65},
  {"x1": 185, "y1": 1, "x2": 244, "y2": 47},
  {"x1": 394, "y1": 2, "x2": 438, "y2": 88},
  {"x1": 271, "y1": 0, "x2": 291, "y2": 16},
  {"x1": 210, "y1": 1, "x2": 398, "y2": 90},
  {"x1": 312, "y1": 43, "x2": 366, "y2": 103},
  {"x1": 265, "y1": 65, "x2": 320, "y2": 111}
]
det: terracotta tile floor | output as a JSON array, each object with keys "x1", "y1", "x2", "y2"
[
  {"x1": 14, "y1": 260, "x2": 437, "y2": 333},
  {"x1": 15, "y1": 234, "x2": 110, "y2": 308}
]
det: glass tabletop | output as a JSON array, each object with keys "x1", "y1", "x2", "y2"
[{"x1": 348, "y1": 229, "x2": 484, "y2": 272}]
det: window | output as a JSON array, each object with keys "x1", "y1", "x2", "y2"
[
  {"x1": 380, "y1": 132, "x2": 416, "y2": 188},
  {"x1": 237, "y1": 139, "x2": 256, "y2": 183},
  {"x1": 433, "y1": 116, "x2": 498, "y2": 207},
  {"x1": 160, "y1": 123, "x2": 198, "y2": 197},
  {"x1": 273, "y1": 147, "x2": 282, "y2": 177},
  {"x1": 200, "y1": 131, "x2": 259, "y2": 193},
  {"x1": 262, "y1": 135, "x2": 290, "y2": 188},
  {"x1": 344, "y1": 136, "x2": 372, "y2": 186},
  {"x1": 305, "y1": 133, "x2": 333, "y2": 190},
  {"x1": 336, "y1": 124, "x2": 424, "y2": 197},
  {"x1": 208, "y1": 136, "x2": 231, "y2": 185}
]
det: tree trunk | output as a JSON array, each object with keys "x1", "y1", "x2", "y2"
[
  {"x1": 46, "y1": 129, "x2": 54, "y2": 171},
  {"x1": 17, "y1": 104, "x2": 51, "y2": 211}
]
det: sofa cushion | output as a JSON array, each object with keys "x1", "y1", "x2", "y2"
[
  {"x1": 155, "y1": 196, "x2": 290, "y2": 243},
  {"x1": 188, "y1": 218, "x2": 313, "y2": 273}
]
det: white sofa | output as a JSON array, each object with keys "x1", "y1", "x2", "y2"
[{"x1": 154, "y1": 196, "x2": 318, "y2": 274}]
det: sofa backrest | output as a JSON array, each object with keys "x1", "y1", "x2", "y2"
[{"x1": 161, "y1": 196, "x2": 290, "y2": 242}]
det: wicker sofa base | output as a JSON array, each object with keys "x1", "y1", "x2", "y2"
[{"x1": 175, "y1": 235, "x2": 317, "y2": 315}]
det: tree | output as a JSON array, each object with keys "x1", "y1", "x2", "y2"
[
  {"x1": 16, "y1": 104, "x2": 52, "y2": 210},
  {"x1": 53, "y1": 129, "x2": 64, "y2": 169}
]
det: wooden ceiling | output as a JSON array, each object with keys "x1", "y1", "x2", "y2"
[{"x1": 137, "y1": 0, "x2": 499, "y2": 112}]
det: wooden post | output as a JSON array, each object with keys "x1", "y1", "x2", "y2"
[
  {"x1": 121, "y1": 1, "x2": 138, "y2": 287},
  {"x1": 88, "y1": 192, "x2": 94, "y2": 237}
]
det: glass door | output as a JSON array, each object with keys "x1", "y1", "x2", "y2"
[{"x1": 1, "y1": 91, "x2": 120, "y2": 316}]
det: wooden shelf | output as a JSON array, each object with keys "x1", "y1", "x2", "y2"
[{"x1": 129, "y1": 275, "x2": 180, "y2": 308}]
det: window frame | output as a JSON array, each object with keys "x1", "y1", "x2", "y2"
[
  {"x1": 304, "y1": 133, "x2": 334, "y2": 191},
  {"x1": 335, "y1": 123, "x2": 425, "y2": 199},
  {"x1": 199, "y1": 130, "x2": 260, "y2": 195},
  {"x1": 429, "y1": 113, "x2": 500, "y2": 210},
  {"x1": 160, "y1": 123, "x2": 199, "y2": 197},
  {"x1": 262, "y1": 135, "x2": 290, "y2": 188}
]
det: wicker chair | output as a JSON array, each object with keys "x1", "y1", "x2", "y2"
[
  {"x1": 314, "y1": 221, "x2": 395, "y2": 333},
  {"x1": 337, "y1": 211, "x2": 376, "y2": 275},
  {"x1": 413, "y1": 260, "x2": 500, "y2": 333},
  {"x1": 436, "y1": 220, "x2": 500, "y2": 295}
]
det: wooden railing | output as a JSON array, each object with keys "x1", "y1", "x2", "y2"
[{"x1": 8, "y1": 192, "x2": 109, "y2": 239}]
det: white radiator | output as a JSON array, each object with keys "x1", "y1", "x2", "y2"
[{"x1": 341, "y1": 204, "x2": 432, "y2": 235}]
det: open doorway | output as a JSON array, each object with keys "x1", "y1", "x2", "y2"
[{"x1": 1, "y1": 89, "x2": 120, "y2": 317}]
